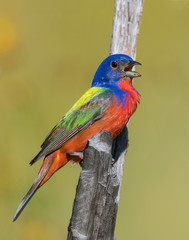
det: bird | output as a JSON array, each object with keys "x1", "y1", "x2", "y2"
[{"x1": 13, "y1": 54, "x2": 141, "y2": 222}]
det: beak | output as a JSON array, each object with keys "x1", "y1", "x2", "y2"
[
  {"x1": 127, "y1": 60, "x2": 142, "y2": 67},
  {"x1": 125, "y1": 71, "x2": 141, "y2": 78},
  {"x1": 122, "y1": 60, "x2": 142, "y2": 78}
]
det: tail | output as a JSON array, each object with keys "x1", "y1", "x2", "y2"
[{"x1": 13, "y1": 150, "x2": 68, "y2": 222}]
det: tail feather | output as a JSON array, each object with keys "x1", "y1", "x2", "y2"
[
  {"x1": 13, "y1": 154, "x2": 55, "y2": 222},
  {"x1": 13, "y1": 178, "x2": 41, "y2": 222},
  {"x1": 13, "y1": 150, "x2": 69, "y2": 222}
]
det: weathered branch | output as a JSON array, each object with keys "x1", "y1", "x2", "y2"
[
  {"x1": 110, "y1": 0, "x2": 144, "y2": 58},
  {"x1": 67, "y1": 130, "x2": 120, "y2": 240},
  {"x1": 67, "y1": 1, "x2": 144, "y2": 239}
]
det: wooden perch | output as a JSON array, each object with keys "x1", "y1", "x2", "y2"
[
  {"x1": 67, "y1": 130, "x2": 121, "y2": 240},
  {"x1": 67, "y1": 129, "x2": 129, "y2": 240},
  {"x1": 67, "y1": 0, "x2": 144, "y2": 239}
]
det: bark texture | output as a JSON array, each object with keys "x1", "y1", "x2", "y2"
[{"x1": 67, "y1": 130, "x2": 119, "y2": 240}]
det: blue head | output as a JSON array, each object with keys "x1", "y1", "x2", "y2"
[{"x1": 92, "y1": 54, "x2": 141, "y2": 88}]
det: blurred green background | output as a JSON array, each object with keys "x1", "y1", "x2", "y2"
[{"x1": 1, "y1": 0, "x2": 189, "y2": 239}]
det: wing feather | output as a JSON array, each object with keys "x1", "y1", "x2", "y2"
[{"x1": 30, "y1": 88, "x2": 113, "y2": 165}]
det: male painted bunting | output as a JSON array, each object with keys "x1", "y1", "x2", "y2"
[{"x1": 13, "y1": 54, "x2": 141, "y2": 221}]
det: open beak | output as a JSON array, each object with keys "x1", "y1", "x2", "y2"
[{"x1": 122, "y1": 60, "x2": 142, "y2": 78}]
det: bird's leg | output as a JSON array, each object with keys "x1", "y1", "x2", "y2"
[
  {"x1": 68, "y1": 152, "x2": 84, "y2": 157},
  {"x1": 67, "y1": 152, "x2": 84, "y2": 167}
]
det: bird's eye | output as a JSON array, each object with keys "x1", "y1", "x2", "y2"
[{"x1": 110, "y1": 61, "x2": 118, "y2": 69}]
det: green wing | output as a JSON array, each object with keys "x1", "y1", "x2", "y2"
[{"x1": 30, "y1": 87, "x2": 113, "y2": 165}]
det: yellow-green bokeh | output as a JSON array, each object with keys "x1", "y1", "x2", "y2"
[{"x1": 1, "y1": 0, "x2": 189, "y2": 239}]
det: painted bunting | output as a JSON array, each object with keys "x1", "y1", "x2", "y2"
[{"x1": 13, "y1": 54, "x2": 141, "y2": 221}]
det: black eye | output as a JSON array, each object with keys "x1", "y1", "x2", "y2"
[{"x1": 110, "y1": 61, "x2": 118, "y2": 69}]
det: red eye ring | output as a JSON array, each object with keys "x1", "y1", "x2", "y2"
[{"x1": 110, "y1": 61, "x2": 118, "y2": 69}]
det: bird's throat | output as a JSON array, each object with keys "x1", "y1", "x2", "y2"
[{"x1": 119, "y1": 78, "x2": 140, "y2": 104}]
